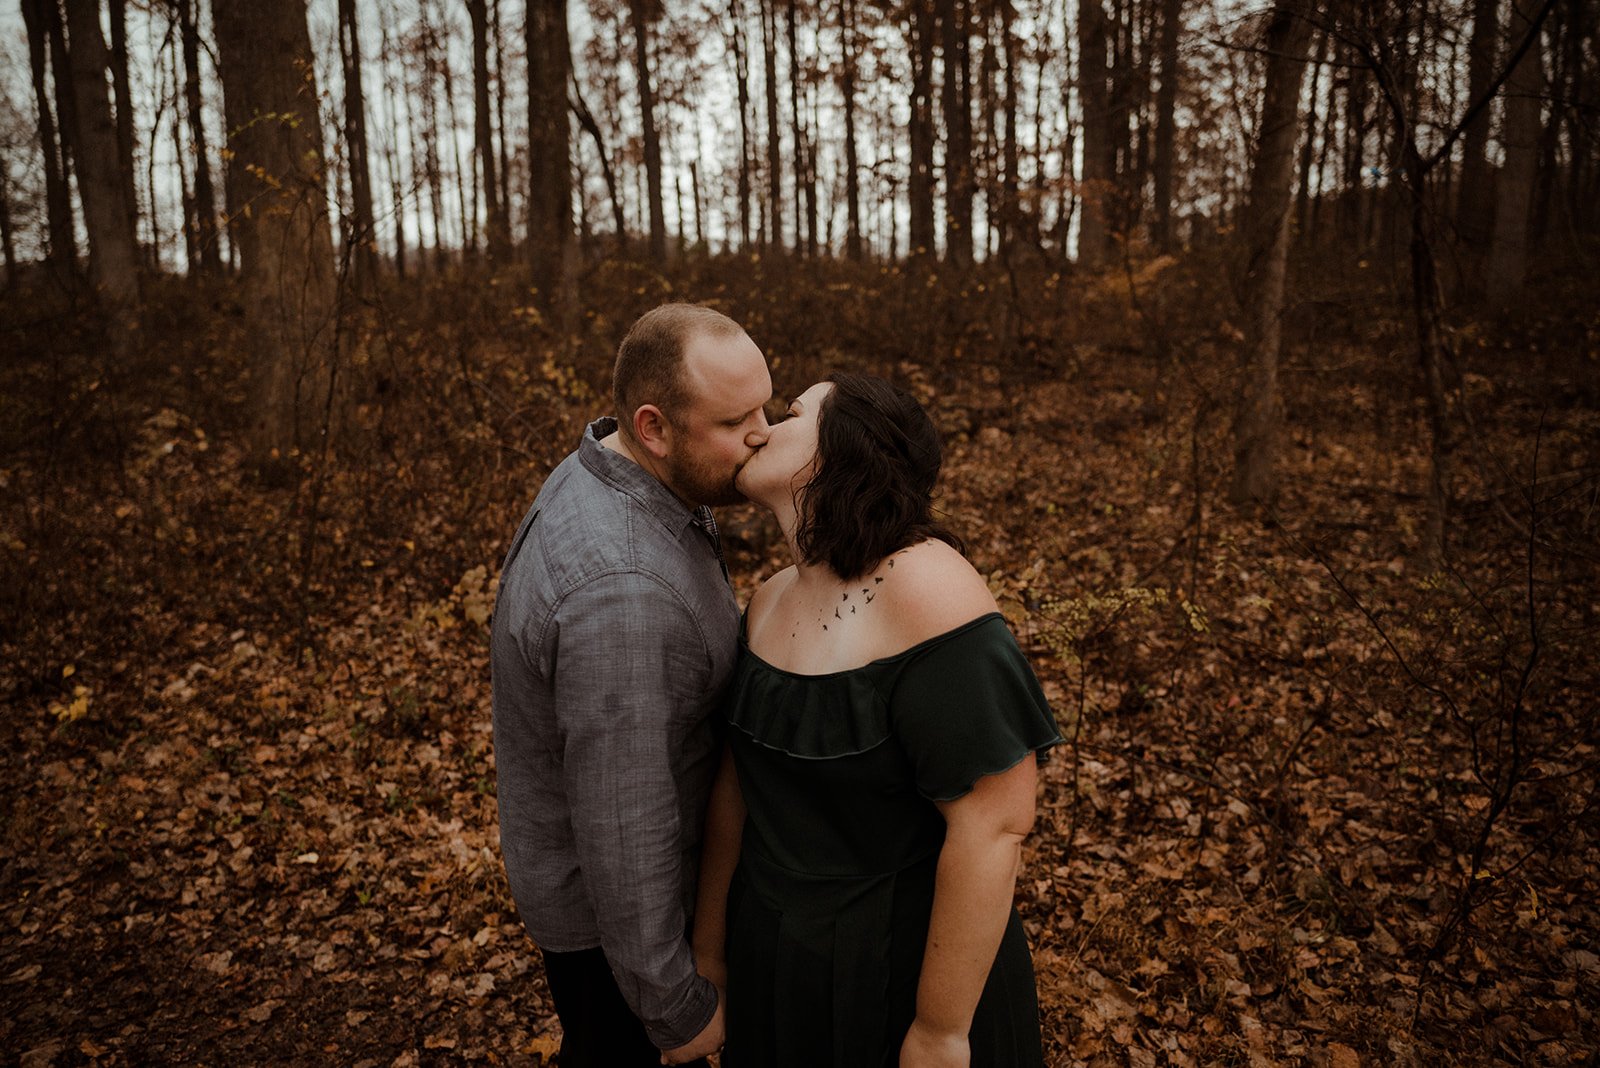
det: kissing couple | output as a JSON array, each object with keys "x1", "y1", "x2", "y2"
[{"x1": 491, "y1": 304, "x2": 1061, "y2": 1067}]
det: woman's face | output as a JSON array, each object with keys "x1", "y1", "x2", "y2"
[{"x1": 735, "y1": 381, "x2": 833, "y2": 508}]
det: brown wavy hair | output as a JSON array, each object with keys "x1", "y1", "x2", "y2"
[{"x1": 795, "y1": 372, "x2": 963, "y2": 580}]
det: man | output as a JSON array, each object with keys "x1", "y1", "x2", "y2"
[{"x1": 491, "y1": 303, "x2": 772, "y2": 1065}]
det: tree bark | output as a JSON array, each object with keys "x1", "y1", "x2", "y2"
[
  {"x1": 62, "y1": 0, "x2": 140, "y2": 304},
  {"x1": 1077, "y1": 0, "x2": 1114, "y2": 266},
  {"x1": 1229, "y1": 1, "x2": 1315, "y2": 507},
  {"x1": 1486, "y1": 0, "x2": 1546, "y2": 307},
  {"x1": 907, "y1": 0, "x2": 937, "y2": 261},
  {"x1": 529, "y1": 0, "x2": 572, "y2": 297},
  {"x1": 571, "y1": 78, "x2": 628, "y2": 247},
  {"x1": 997, "y1": 0, "x2": 1020, "y2": 257},
  {"x1": 628, "y1": 0, "x2": 668, "y2": 262},
  {"x1": 468, "y1": 0, "x2": 510, "y2": 264},
  {"x1": 0, "y1": 148, "x2": 16, "y2": 289},
  {"x1": 378, "y1": 3, "x2": 408, "y2": 278},
  {"x1": 1152, "y1": 0, "x2": 1181, "y2": 250},
  {"x1": 338, "y1": 0, "x2": 378, "y2": 291},
  {"x1": 108, "y1": 0, "x2": 141, "y2": 265},
  {"x1": 176, "y1": 0, "x2": 221, "y2": 276},
  {"x1": 213, "y1": 0, "x2": 337, "y2": 461},
  {"x1": 937, "y1": 0, "x2": 972, "y2": 265},
  {"x1": 761, "y1": 0, "x2": 783, "y2": 252},
  {"x1": 1458, "y1": 0, "x2": 1500, "y2": 250},
  {"x1": 840, "y1": 0, "x2": 863, "y2": 261},
  {"x1": 730, "y1": 0, "x2": 753, "y2": 250},
  {"x1": 20, "y1": 0, "x2": 76, "y2": 279}
]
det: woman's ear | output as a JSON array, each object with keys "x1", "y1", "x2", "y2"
[{"x1": 632, "y1": 404, "x2": 673, "y2": 459}]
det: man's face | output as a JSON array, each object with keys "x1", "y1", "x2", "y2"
[{"x1": 660, "y1": 330, "x2": 773, "y2": 507}]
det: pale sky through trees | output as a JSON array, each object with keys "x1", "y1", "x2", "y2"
[
  {"x1": 2, "y1": 0, "x2": 1583, "y2": 273},
  {"x1": 1, "y1": 0, "x2": 1284, "y2": 266}
]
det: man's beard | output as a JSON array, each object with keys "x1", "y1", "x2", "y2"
[{"x1": 665, "y1": 450, "x2": 748, "y2": 508}]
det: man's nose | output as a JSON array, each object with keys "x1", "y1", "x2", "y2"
[{"x1": 744, "y1": 414, "x2": 771, "y2": 449}]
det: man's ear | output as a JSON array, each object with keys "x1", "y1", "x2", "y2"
[{"x1": 632, "y1": 404, "x2": 673, "y2": 459}]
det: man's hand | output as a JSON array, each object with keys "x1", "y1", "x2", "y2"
[
  {"x1": 661, "y1": 991, "x2": 724, "y2": 1065},
  {"x1": 899, "y1": 1017, "x2": 969, "y2": 1068}
]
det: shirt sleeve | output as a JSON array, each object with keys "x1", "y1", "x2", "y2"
[
  {"x1": 889, "y1": 618, "x2": 1064, "y2": 802},
  {"x1": 548, "y1": 570, "x2": 719, "y2": 1049}
]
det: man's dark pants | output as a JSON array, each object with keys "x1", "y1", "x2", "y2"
[{"x1": 542, "y1": 947, "x2": 710, "y2": 1068}]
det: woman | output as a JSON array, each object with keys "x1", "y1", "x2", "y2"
[{"x1": 689, "y1": 373, "x2": 1062, "y2": 1067}]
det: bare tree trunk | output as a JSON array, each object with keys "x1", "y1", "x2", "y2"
[
  {"x1": 628, "y1": 0, "x2": 668, "y2": 262},
  {"x1": 840, "y1": 0, "x2": 862, "y2": 261},
  {"x1": 177, "y1": 0, "x2": 221, "y2": 276},
  {"x1": 213, "y1": 0, "x2": 337, "y2": 462},
  {"x1": 908, "y1": 0, "x2": 937, "y2": 262},
  {"x1": 786, "y1": 0, "x2": 806, "y2": 255},
  {"x1": 939, "y1": 0, "x2": 973, "y2": 266},
  {"x1": 62, "y1": 0, "x2": 140, "y2": 304},
  {"x1": 469, "y1": 0, "x2": 510, "y2": 264},
  {"x1": 1229, "y1": 1, "x2": 1315, "y2": 507},
  {"x1": 493, "y1": 0, "x2": 512, "y2": 232},
  {"x1": 338, "y1": 0, "x2": 378, "y2": 292},
  {"x1": 997, "y1": 0, "x2": 1020, "y2": 257},
  {"x1": 1458, "y1": 0, "x2": 1500, "y2": 251},
  {"x1": 1078, "y1": 0, "x2": 1113, "y2": 265},
  {"x1": 20, "y1": 0, "x2": 76, "y2": 281},
  {"x1": 439, "y1": 26, "x2": 473, "y2": 258},
  {"x1": 731, "y1": 0, "x2": 753, "y2": 250},
  {"x1": 0, "y1": 148, "x2": 16, "y2": 289},
  {"x1": 571, "y1": 78, "x2": 627, "y2": 247},
  {"x1": 1294, "y1": 31, "x2": 1329, "y2": 241},
  {"x1": 1152, "y1": 0, "x2": 1181, "y2": 250},
  {"x1": 529, "y1": 0, "x2": 572, "y2": 294},
  {"x1": 1487, "y1": 0, "x2": 1546, "y2": 307},
  {"x1": 378, "y1": 4, "x2": 408, "y2": 279},
  {"x1": 761, "y1": 0, "x2": 784, "y2": 252},
  {"x1": 108, "y1": 0, "x2": 141, "y2": 265}
]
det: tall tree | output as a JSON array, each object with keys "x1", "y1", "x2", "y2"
[
  {"x1": 839, "y1": 0, "x2": 862, "y2": 261},
  {"x1": 0, "y1": 148, "x2": 15, "y2": 289},
  {"x1": 1457, "y1": 0, "x2": 1501, "y2": 251},
  {"x1": 107, "y1": 0, "x2": 140, "y2": 264},
  {"x1": 787, "y1": 0, "x2": 816, "y2": 256},
  {"x1": 1486, "y1": 0, "x2": 1547, "y2": 306},
  {"x1": 176, "y1": 0, "x2": 221, "y2": 276},
  {"x1": 939, "y1": 0, "x2": 974, "y2": 266},
  {"x1": 338, "y1": 0, "x2": 378, "y2": 291},
  {"x1": 730, "y1": 0, "x2": 754, "y2": 250},
  {"x1": 629, "y1": 0, "x2": 668, "y2": 262},
  {"x1": 468, "y1": 0, "x2": 510, "y2": 263},
  {"x1": 997, "y1": 0, "x2": 1020, "y2": 256},
  {"x1": 213, "y1": 0, "x2": 337, "y2": 461},
  {"x1": 907, "y1": 0, "x2": 937, "y2": 261},
  {"x1": 62, "y1": 0, "x2": 140, "y2": 304},
  {"x1": 1151, "y1": 0, "x2": 1182, "y2": 250},
  {"x1": 1077, "y1": 0, "x2": 1114, "y2": 266},
  {"x1": 19, "y1": 0, "x2": 75, "y2": 279},
  {"x1": 529, "y1": 0, "x2": 572, "y2": 298},
  {"x1": 761, "y1": 0, "x2": 783, "y2": 250},
  {"x1": 1229, "y1": 1, "x2": 1315, "y2": 506}
]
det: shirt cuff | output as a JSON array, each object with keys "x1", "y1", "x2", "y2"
[{"x1": 645, "y1": 971, "x2": 719, "y2": 1051}]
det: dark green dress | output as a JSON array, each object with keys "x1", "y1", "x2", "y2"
[{"x1": 721, "y1": 612, "x2": 1062, "y2": 1067}]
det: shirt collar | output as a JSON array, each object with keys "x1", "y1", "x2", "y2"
[{"x1": 578, "y1": 417, "x2": 702, "y2": 537}]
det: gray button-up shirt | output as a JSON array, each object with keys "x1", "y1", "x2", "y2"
[{"x1": 491, "y1": 418, "x2": 739, "y2": 1049}]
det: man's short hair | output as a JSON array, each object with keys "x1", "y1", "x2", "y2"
[{"x1": 613, "y1": 303, "x2": 745, "y2": 437}]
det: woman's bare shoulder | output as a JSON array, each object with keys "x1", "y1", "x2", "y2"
[
  {"x1": 745, "y1": 565, "x2": 798, "y2": 632},
  {"x1": 873, "y1": 540, "x2": 998, "y2": 645}
]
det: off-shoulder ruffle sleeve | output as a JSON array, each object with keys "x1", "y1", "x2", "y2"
[{"x1": 888, "y1": 614, "x2": 1062, "y2": 802}]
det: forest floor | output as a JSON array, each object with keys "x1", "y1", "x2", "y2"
[{"x1": 2, "y1": 252, "x2": 1598, "y2": 1067}]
